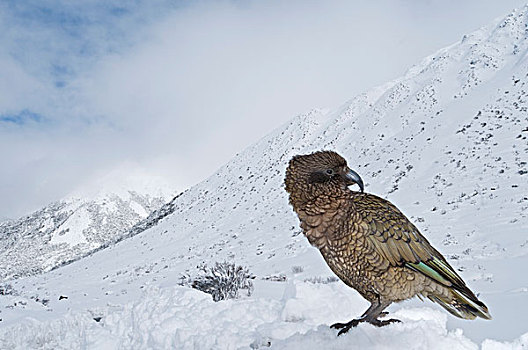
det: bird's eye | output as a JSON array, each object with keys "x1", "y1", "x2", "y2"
[{"x1": 326, "y1": 169, "x2": 334, "y2": 175}]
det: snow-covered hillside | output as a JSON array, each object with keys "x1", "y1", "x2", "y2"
[
  {"x1": 1, "y1": 6, "x2": 528, "y2": 349},
  {"x1": 0, "y1": 191, "x2": 170, "y2": 282}
]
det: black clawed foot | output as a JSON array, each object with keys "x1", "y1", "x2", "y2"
[
  {"x1": 368, "y1": 318, "x2": 401, "y2": 327},
  {"x1": 330, "y1": 319, "x2": 361, "y2": 335},
  {"x1": 337, "y1": 326, "x2": 352, "y2": 336},
  {"x1": 330, "y1": 322, "x2": 346, "y2": 330}
]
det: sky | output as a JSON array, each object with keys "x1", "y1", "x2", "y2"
[{"x1": 1, "y1": 0, "x2": 526, "y2": 219}]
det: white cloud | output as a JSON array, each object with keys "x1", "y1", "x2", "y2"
[{"x1": 0, "y1": 0, "x2": 526, "y2": 218}]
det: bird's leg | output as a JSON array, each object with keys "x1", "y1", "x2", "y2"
[
  {"x1": 362, "y1": 300, "x2": 401, "y2": 327},
  {"x1": 331, "y1": 300, "x2": 400, "y2": 335}
]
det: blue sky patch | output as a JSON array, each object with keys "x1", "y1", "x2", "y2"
[{"x1": 0, "y1": 109, "x2": 46, "y2": 125}]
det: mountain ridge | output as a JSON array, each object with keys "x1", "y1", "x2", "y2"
[{"x1": 0, "y1": 191, "x2": 170, "y2": 281}]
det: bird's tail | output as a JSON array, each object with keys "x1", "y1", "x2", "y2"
[{"x1": 428, "y1": 288, "x2": 491, "y2": 320}]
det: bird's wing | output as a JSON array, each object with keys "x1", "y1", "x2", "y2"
[{"x1": 353, "y1": 194, "x2": 466, "y2": 289}]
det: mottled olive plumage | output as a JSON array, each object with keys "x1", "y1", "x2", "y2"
[{"x1": 284, "y1": 151, "x2": 490, "y2": 334}]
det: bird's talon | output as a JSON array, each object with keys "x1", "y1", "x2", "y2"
[
  {"x1": 337, "y1": 326, "x2": 352, "y2": 336},
  {"x1": 387, "y1": 318, "x2": 401, "y2": 324},
  {"x1": 331, "y1": 319, "x2": 361, "y2": 334},
  {"x1": 330, "y1": 322, "x2": 347, "y2": 329},
  {"x1": 369, "y1": 318, "x2": 401, "y2": 327}
]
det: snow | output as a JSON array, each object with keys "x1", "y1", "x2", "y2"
[
  {"x1": 482, "y1": 333, "x2": 528, "y2": 350},
  {"x1": 2, "y1": 281, "x2": 527, "y2": 349},
  {"x1": 1, "y1": 5, "x2": 528, "y2": 350},
  {"x1": 49, "y1": 207, "x2": 90, "y2": 246},
  {"x1": 128, "y1": 200, "x2": 149, "y2": 218}
]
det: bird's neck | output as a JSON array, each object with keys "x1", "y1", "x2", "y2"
[
  {"x1": 293, "y1": 193, "x2": 350, "y2": 249},
  {"x1": 289, "y1": 182, "x2": 351, "y2": 211},
  {"x1": 294, "y1": 194, "x2": 343, "y2": 215}
]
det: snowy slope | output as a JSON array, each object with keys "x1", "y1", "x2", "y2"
[
  {"x1": 1, "y1": 6, "x2": 528, "y2": 350},
  {"x1": 0, "y1": 189, "x2": 171, "y2": 282}
]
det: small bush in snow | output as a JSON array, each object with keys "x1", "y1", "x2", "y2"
[
  {"x1": 262, "y1": 274, "x2": 287, "y2": 282},
  {"x1": 304, "y1": 276, "x2": 339, "y2": 284},
  {"x1": 0, "y1": 284, "x2": 17, "y2": 296},
  {"x1": 191, "y1": 262, "x2": 254, "y2": 302}
]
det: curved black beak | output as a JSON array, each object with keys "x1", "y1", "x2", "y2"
[{"x1": 343, "y1": 168, "x2": 364, "y2": 192}]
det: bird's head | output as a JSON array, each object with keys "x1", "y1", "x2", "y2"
[{"x1": 284, "y1": 151, "x2": 364, "y2": 206}]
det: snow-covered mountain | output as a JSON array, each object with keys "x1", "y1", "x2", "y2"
[
  {"x1": 1, "y1": 6, "x2": 528, "y2": 349},
  {"x1": 0, "y1": 191, "x2": 171, "y2": 282}
]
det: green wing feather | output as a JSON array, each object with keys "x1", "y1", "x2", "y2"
[
  {"x1": 406, "y1": 256, "x2": 467, "y2": 289},
  {"x1": 407, "y1": 260, "x2": 452, "y2": 286}
]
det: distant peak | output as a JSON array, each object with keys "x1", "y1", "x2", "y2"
[{"x1": 66, "y1": 162, "x2": 176, "y2": 202}]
